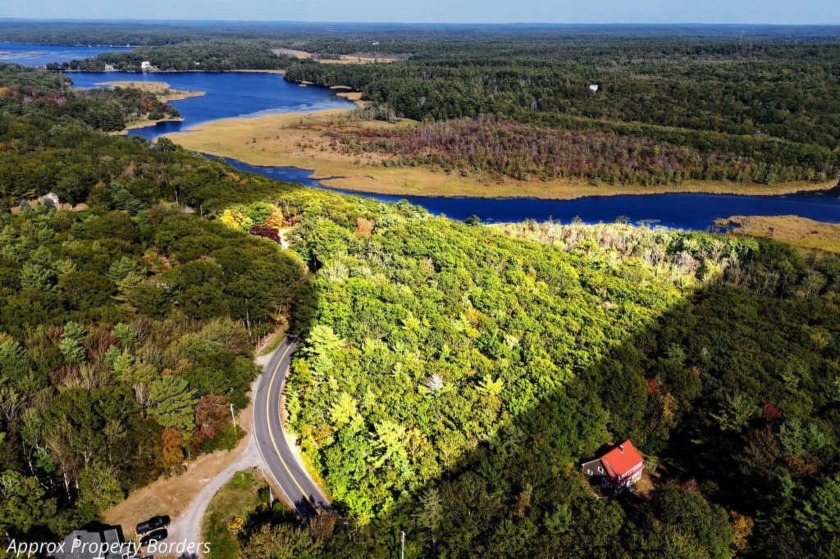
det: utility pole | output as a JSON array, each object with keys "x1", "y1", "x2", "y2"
[
  {"x1": 230, "y1": 403, "x2": 238, "y2": 436},
  {"x1": 400, "y1": 531, "x2": 405, "y2": 559}
]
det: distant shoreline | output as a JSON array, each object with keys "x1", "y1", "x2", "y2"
[
  {"x1": 0, "y1": 40, "x2": 136, "y2": 48},
  {"x1": 63, "y1": 68, "x2": 286, "y2": 75}
]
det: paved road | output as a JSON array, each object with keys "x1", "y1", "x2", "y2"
[{"x1": 253, "y1": 338, "x2": 330, "y2": 518}]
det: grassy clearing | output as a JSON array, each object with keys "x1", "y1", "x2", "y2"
[
  {"x1": 272, "y1": 47, "x2": 399, "y2": 64},
  {"x1": 202, "y1": 470, "x2": 268, "y2": 559},
  {"x1": 97, "y1": 80, "x2": 206, "y2": 102},
  {"x1": 720, "y1": 215, "x2": 840, "y2": 254},
  {"x1": 167, "y1": 110, "x2": 834, "y2": 200}
]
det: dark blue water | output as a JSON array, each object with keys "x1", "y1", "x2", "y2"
[
  {"x1": 223, "y1": 159, "x2": 840, "y2": 227},
  {"x1": 0, "y1": 43, "x2": 129, "y2": 66},
  {"x1": 67, "y1": 71, "x2": 355, "y2": 139}
]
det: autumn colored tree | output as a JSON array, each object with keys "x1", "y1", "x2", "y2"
[
  {"x1": 161, "y1": 427, "x2": 185, "y2": 470},
  {"x1": 195, "y1": 394, "x2": 231, "y2": 441}
]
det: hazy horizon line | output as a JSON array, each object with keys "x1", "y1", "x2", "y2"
[{"x1": 2, "y1": 17, "x2": 839, "y2": 27}]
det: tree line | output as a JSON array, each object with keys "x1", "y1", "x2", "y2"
[
  {"x1": 336, "y1": 115, "x2": 834, "y2": 185},
  {"x1": 61, "y1": 41, "x2": 290, "y2": 72}
]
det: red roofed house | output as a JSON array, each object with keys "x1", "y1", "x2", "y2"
[{"x1": 581, "y1": 439, "x2": 645, "y2": 493}]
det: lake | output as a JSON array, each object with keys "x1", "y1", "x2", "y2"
[
  {"x1": 67, "y1": 71, "x2": 355, "y2": 138},
  {"x1": 55, "y1": 65, "x2": 840, "y2": 228},
  {"x1": 0, "y1": 43, "x2": 130, "y2": 66}
]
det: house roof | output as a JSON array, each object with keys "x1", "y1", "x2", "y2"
[
  {"x1": 600, "y1": 439, "x2": 644, "y2": 481},
  {"x1": 54, "y1": 527, "x2": 125, "y2": 559}
]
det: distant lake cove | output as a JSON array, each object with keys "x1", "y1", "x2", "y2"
[
  {"x1": 42, "y1": 59, "x2": 840, "y2": 228},
  {"x1": 67, "y1": 71, "x2": 355, "y2": 137},
  {"x1": 0, "y1": 43, "x2": 131, "y2": 66}
]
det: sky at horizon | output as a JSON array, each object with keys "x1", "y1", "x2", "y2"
[{"x1": 1, "y1": 0, "x2": 839, "y2": 25}]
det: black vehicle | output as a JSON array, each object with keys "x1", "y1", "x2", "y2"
[
  {"x1": 136, "y1": 515, "x2": 170, "y2": 535},
  {"x1": 139, "y1": 528, "x2": 168, "y2": 547}
]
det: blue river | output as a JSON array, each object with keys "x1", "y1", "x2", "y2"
[
  {"x1": 50, "y1": 66, "x2": 840, "y2": 228},
  {"x1": 220, "y1": 160, "x2": 840, "y2": 228}
]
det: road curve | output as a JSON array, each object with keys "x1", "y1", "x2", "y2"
[{"x1": 253, "y1": 338, "x2": 330, "y2": 518}]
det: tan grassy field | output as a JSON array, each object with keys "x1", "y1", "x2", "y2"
[
  {"x1": 98, "y1": 80, "x2": 206, "y2": 102},
  {"x1": 166, "y1": 109, "x2": 836, "y2": 200},
  {"x1": 719, "y1": 215, "x2": 840, "y2": 254},
  {"x1": 273, "y1": 47, "x2": 399, "y2": 64},
  {"x1": 330, "y1": 87, "x2": 366, "y2": 106},
  {"x1": 272, "y1": 47, "x2": 314, "y2": 59},
  {"x1": 318, "y1": 54, "x2": 400, "y2": 64}
]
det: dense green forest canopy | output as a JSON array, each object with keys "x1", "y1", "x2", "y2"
[
  {"x1": 221, "y1": 195, "x2": 840, "y2": 558},
  {"x1": 0, "y1": 50, "x2": 839, "y2": 558},
  {"x1": 284, "y1": 41, "x2": 840, "y2": 147},
  {"x1": 0, "y1": 65, "x2": 306, "y2": 537}
]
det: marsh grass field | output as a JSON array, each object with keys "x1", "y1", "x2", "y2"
[
  {"x1": 272, "y1": 47, "x2": 400, "y2": 64},
  {"x1": 719, "y1": 215, "x2": 840, "y2": 254},
  {"x1": 167, "y1": 108, "x2": 836, "y2": 200}
]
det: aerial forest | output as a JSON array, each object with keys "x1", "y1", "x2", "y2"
[{"x1": 0, "y1": 49, "x2": 838, "y2": 559}]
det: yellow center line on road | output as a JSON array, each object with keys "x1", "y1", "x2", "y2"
[{"x1": 264, "y1": 342, "x2": 321, "y2": 513}]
